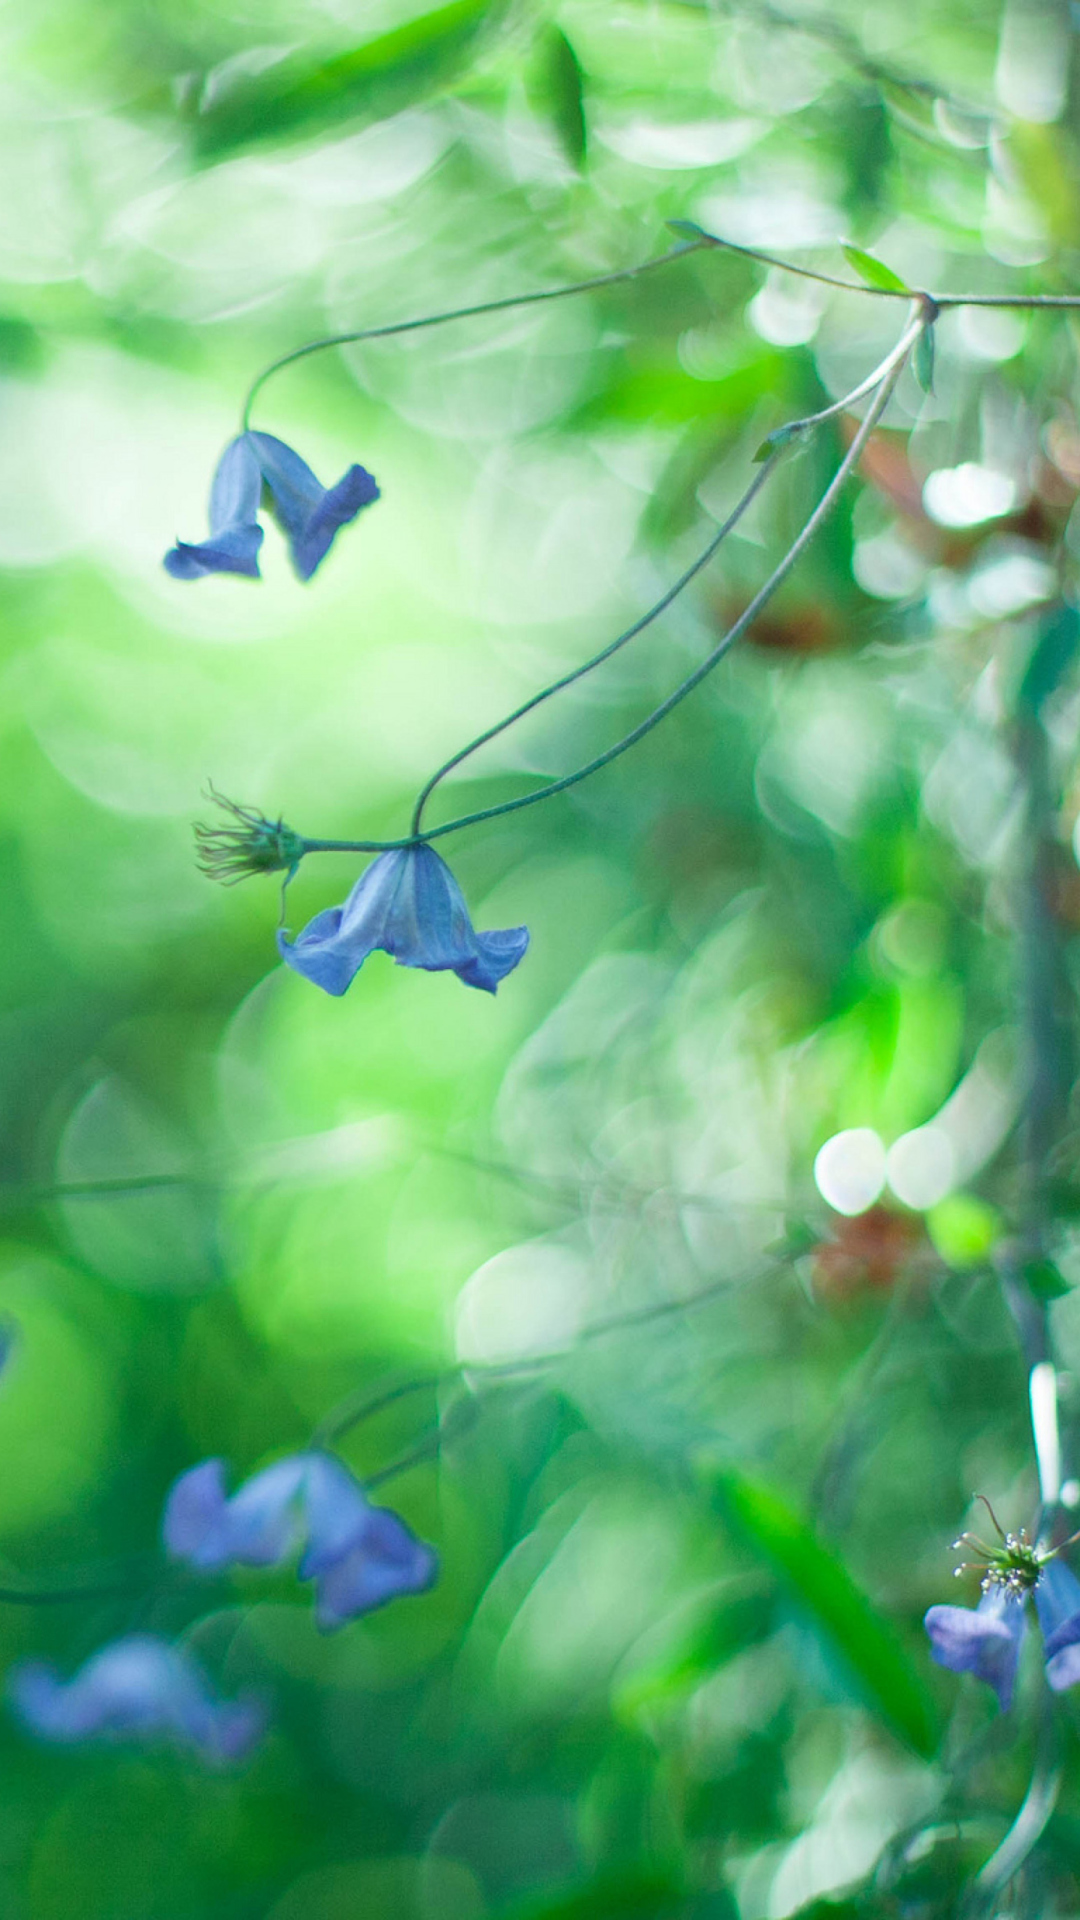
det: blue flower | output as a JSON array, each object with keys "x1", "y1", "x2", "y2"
[
  {"x1": 164, "y1": 431, "x2": 379, "y2": 582},
  {"x1": 163, "y1": 1450, "x2": 437, "y2": 1632},
  {"x1": 277, "y1": 843, "x2": 529, "y2": 997},
  {"x1": 9, "y1": 1634, "x2": 262, "y2": 1763},
  {"x1": 925, "y1": 1558, "x2": 1080, "y2": 1708},
  {"x1": 924, "y1": 1586, "x2": 1028, "y2": 1709}
]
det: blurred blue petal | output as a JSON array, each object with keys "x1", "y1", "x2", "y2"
[
  {"x1": 163, "y1": 1455, "x2": 306, "y2": 1569},
  {"x1": 247, "y1": 431, "x2": 379, "y2": 580},
  {"x1": 164, "y1": 1450, "x2": 437, "y2": 1630},
  {"x1": 1036, "y1": 1559, "x2": 1080, "y2": 1690},
  {"x1": 10, "y1": 1635, "x2": 262, "y2": 1763},
  {"x1": 297, "y1": 1451, "x2": 374, "y2": 1574},
  {"x1": 277, "y1": 845, "x2": 529, "y2": 996},
  {"x1": 310, "y1": 1503, "x2": 438, "y2": 1632},
  {"x1": 164, "y1": 435, "x2": 265, "y2": 580},
  {"x1": 924, "y1": 1588, "x2": 1027, "y2": 1709}
]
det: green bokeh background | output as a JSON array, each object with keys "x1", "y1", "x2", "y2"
[{"x1": 2, "y1": 0, "x2": 1080, "y2": 1913}]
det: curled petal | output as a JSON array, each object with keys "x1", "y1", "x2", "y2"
[
  {"x1": 924, "y1": 1589, "x2": 1027, "y2": 1709},
  {"x1": 164, "y1": 436, "x2": 264, "y2": 580},
  {"x1": 10, "y1": 1635, "x2": 262, "y2": 1764},
  {"x1": 277, "y1": 845, "x2": 529, "y2": 997},
  {"x1": 248, "y1": 431, "x2": 380, "y2": 580}
]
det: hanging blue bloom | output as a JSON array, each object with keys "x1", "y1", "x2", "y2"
[
  {"x1": 924, "y1": 1586, "x2": 1028, "y2": 1709},
  {"x1": 9, "y1": 1634, "x2": 262, "y2": 1763},
  {"x1": 163, "y1": 1449, "x2": 437, "y2": 1632},
  {"x1": 164, "y1": 431, "x2": 379, "y2": 582},
  {"x1": 277, "y1": 843, "x2": 529, "y2": 997},
  {"x1": 925, "y1": 1523, "x2": 1080, "y2": 1707}
]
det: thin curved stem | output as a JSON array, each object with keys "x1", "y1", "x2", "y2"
[
  {"x1": 302, "y1": 315, "x2": 919, "y2": 860},
  {"x1": 406, "y1": 321, "x2": 921, "y2": 836},
  {"x1": 409, "y1": 456, "x2": 777, "y2": 835},
  {"x1": 690, "y1": 224, "x2": 1080, "y2": 310},
  {"x1": 241, "y1": 223, "x2": 1079, "y2": 436},
  {"x1": 685, "y1": 225, "x2": 911, "y2": 296},
  {"x1": 973, "y1": 1687, "x2": 1060, "y2": 1898},
  {"x1": 241, "y1": 239, "x2": 707, "y2": 429}
]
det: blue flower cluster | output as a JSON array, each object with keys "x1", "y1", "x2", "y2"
[
  {"x1": 10, "y1": 1450, "x2": 436, "y2": 1764},
  {"x1": 164, "y1": 432, "x2": 379, "y2": 582}
]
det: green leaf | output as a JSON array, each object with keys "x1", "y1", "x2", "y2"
[
  {"x1": 192, "y1": 0, "x2": 501, "y2": 157},
  {"x1": 529, "y1": 26, "x2": 586, "y2": 170},
  {"x1": 666, "y1": 218, "x2": 708, "y2": 241},
  {"x1": 913, "y1": 323, "x2": 935, "y2": 393},
  {"x1": 704, "y1": 1469, "x2": 939, "y2": 1757},
  {"x1": 841, "y1": 244, "x2": 910, "y2": 293}
]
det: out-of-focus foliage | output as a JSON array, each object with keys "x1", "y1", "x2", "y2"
[{"x1": 3, "y1": 0, "x2": 1080, "y2": 1913}]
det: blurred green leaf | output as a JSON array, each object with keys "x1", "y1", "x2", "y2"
[
  {"x1": 192, "y1": 0, "x2": 503, "y2": 157},
  {"x1": 0, "y1": 316, "x2": 43, "y2": 373},
  {"x1": 528, "y1": 26, "x2": 587, "y2": 170},
  {"x1": 1025, "y1": 1258, "x2": 1070, "y2": 1301},
  {"x1": 784, "y1": 1903, "x2": 861, "y2": 1920},
  {"x1": 1016, "y1": 604, "x2": 1080, "y2": 716},
  {"x1": 706, "y1": 1470, "x2": 939, "y2": 1757},
  {"x1": 841, "y1": 244, "x2": 909, "y2": 293},
  {"x1": 614, "y1": 1587, "x2": 771, "y2": 1717},
  {"x1": 501, "y1": 1869, "x2": 686, "y2": 1920}
]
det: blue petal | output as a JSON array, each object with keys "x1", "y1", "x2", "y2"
[
  {"x1": 1036, "y1": 1560, "x2": 1080, "y2": 1690},
  {"x1": 456, "y1": 925, "x2": 532, "y2": 993},
  {"x1": 209, "y1": 436, "x2": 263, "y2": 532},
  {"x1": 310, "y1": 1506, "x2": 438, "y2": 1631},
  {"x1": 298, "y1": 1452, "x2": 374, "y2": 1576},
  {"x1": 163, "y1": 1456, "x2": 306, "y2": 1569},
  {"x1": 164, "y1": 436, "x2": 265, "y2": 580},
  {"x1": 164, "y1": 524, "x2": 264, "y2": 580},
  {"x1": 924, "y1": 1589, "x2": 1027, "y2": 1708},
  {"x1": 277, "y1": 846, "x2": 529, "y2": 997},
  {"x1": 9, "y1": 1635, "x2": 262, "y2": 1763},
  {"x1": 248, "y1": 431, "x2": 379, "y2": 580}
]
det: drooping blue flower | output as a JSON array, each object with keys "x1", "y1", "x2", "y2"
[
  {"x1": 9, "y1": 1634, "x2": 262, "y2": 1763},
  {"x1": 164, "y1": 431, "x2": 379, "y2": 582},
  {"x1": 925, "y1": 1586, "x2": 1027, "y2": 1709},
  {"x1": 925, "y1": 1556, "x2": 1080, "y2": 1706},
  {"x1": 277, "y1": 844, "x2": 529, "y2": 997},
  {"x1": 163, "y1": 1449, "x2": 437, "y2": 1632}
]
